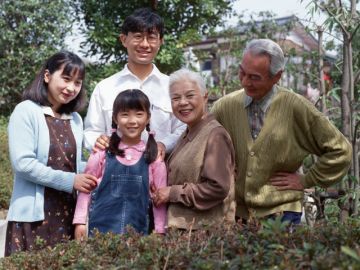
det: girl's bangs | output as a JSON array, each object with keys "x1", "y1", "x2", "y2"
[{"x1": 118, "y1": 94, "x2": 147, "y2": 112}]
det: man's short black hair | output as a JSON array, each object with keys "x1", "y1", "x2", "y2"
[{"x1": 121, "y1": 8, "x2": 164, "y2": 38}]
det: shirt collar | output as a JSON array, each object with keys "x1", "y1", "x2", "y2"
[
  {"x1": 183, "y1": 114, "x2": 215, "y2": 142},
  {"x1": 119, "y1": 140, "x2": 146, "y2": 152},
  {"x1": 118, "y1": 64, "x2": 161, "y2": 82},
  {"x1": 244, "y1": 86, "x2": 277, "y2": 113},
  {"x1": 41, "y1": 106, "x2": 73, "y2": 119}
]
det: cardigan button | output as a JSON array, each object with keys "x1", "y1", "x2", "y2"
[
  {"x1": 246, "y1": 192, "x2": 251, "y2": 197},
  {"x1": 247, "y1": 171, "x2": 252, "y2": 177},
  {"x1": 249, "y1": 151, "x2": 255, "y2": 156}
]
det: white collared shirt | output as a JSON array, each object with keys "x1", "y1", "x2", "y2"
[
  {"x1": 84, "y1": 64, "x2": 185, "y2": 151},
  {"x1": 41, "y1": 106, "x2": 73, "y2": 119}
]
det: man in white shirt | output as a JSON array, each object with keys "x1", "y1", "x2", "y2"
[{"x1": 84, "y1": 8, "x2": 185, "y2": 156}]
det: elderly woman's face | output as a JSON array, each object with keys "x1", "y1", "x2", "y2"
[{"x1": 170, "y1": 80, "x2": 207, "y2": 129}]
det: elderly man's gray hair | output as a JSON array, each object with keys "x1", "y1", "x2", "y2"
[
  {"x1": 169, "y1": 69, "x2": 207, "y2": 94},
  {"x1": 243, "y1": 39, "x2": 285, "y2": 77}
]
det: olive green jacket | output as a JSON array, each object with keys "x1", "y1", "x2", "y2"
[{"x1": 212, "y1": 86, "x2": 352, "y2": 218}]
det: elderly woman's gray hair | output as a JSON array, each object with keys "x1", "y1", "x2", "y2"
[
  {"x1": 243, "y1": 39, "x2": 285, "y2": 77},
  {"x1": 169, "y1": 69, "x2": 207, "y2": 94}
]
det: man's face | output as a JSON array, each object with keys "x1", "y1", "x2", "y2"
[
  {"x1": 120, "y1": 31, "x2": 163, "y2": 66},
  {"x1": 239, "y1": 52, "x2": 282, "y2": 100}
]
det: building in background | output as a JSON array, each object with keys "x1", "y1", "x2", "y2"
[{"x1": 183, "y1": 15, "x2": 335, "y2": 98}]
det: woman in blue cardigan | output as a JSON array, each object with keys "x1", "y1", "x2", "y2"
[{"x1": 5, "y1": 51, "x2": 97, "y2": 256}]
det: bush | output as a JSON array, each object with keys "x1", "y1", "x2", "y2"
[
  {"x1": 0, "y1": 117, "x2": 12, "y2": 209},
  {"x1": 1, "y1": 219, "x2": 359, "y2": 269}
]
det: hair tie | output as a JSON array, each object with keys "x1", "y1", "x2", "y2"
[
  {"x1": 111, "y1": 128, "x2": 117, "y2": 133},
  {"x1": 149, "y1": 130, "x2": 156, "y2": 136}
]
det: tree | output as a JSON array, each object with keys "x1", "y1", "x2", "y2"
[
  {"x1": 0, "y1": 0, "x2": 74, "y2": 115},
  {"x1": 306, "y1": 0, "x2": 360, "y2": 218},
  {"x1": 71, "y1": 0, "x2": 234, "y2": 73}
]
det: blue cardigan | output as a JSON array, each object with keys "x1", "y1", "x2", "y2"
[{"x1": 7, "y1": 100, "x2": 85, "y2": 222}]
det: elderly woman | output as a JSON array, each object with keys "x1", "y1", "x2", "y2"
[{"x1": 152, "y1": 69, "x2": 236, "y2": 230}]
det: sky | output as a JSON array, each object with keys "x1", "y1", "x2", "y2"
[{"x1": 226, "y1": 0, "x2": 323, "y2": 26}]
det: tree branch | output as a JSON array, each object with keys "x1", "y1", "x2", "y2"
[
  {"x1": 354, "y1": 120, "x2": 360, "y2": 147},
  {"x1": 354, "y1": 69, "x2": 360, "y2": 84},
  {"x1": 349, "y1": 23, "x2": 360, "y2": 43},
  {"x1": 321, "y1": 4, "x2": 349, "y2": 35}
]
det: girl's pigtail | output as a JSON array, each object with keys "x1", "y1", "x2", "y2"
[
  {"x1": 108, "y1": 122, "x2": 125, "y2": 157},
  {"x1": 144, "y1": 123, "x2": 158, "y2": 164}
]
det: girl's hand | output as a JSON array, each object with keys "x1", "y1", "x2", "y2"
[
  {"x1": 74, "y1": 174, "x2": 98, "y2": 193},
  {"x1": 74, "y1": 224, "x2": 87, "y2": 241}
]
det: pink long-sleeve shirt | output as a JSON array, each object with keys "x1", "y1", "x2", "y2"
[{"x1": 73, "y1": 141, "x2": 167, "y2": 233}]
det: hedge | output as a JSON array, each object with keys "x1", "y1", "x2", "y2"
[{"x1": 1, "y1": 218, "x2": 359, "y2": 269}]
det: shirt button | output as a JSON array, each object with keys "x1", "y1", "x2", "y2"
[
  {"x1": 249, "y1": 151, "x2": 255, "y2": 156},
  {"x1": 247, "y1": 171, "x2": 252, "y2": 177}
]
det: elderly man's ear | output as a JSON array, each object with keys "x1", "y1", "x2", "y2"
[{"x1": 273, "y1": 71, "x2": 283, "y2": 84}]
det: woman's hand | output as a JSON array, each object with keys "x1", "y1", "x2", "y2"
[
  {"x1": 152, "y1": 186, "x2": 171, "y2": 207},
  {"x1": 74, "y1": 224, "x2": 87, "y2": 241},
  {"x1": 74, "y1": 174, "x2": 98, "y2": 193}
]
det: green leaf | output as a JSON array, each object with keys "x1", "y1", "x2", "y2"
[{"x1": 341, "y1": 246, "x2": 360, "y2": 262}]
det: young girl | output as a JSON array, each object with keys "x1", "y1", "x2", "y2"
[
  {"x1": 73, "y1": 89, "x2": 167, "y2": 239},
  {"x1": 5, "y1": 51, "x2": 98, "y2": 256}
]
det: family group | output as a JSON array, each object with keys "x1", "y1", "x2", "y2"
[{"x1": 5, "y1": 8, "x2": 351, "y2": 256}]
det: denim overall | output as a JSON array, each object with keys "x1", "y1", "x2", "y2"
[{"x1": 88, "y1": 152, "x2": 149, "y2": 235}]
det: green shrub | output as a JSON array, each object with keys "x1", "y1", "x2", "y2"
[
  {"x1": 0, "y1": 117, "x2": 12, "y2": 209},
  {"x1": 1, "y1": 220, "x2": 359, "y2": 269}
]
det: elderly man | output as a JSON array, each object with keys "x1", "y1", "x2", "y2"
[{"x1": 211, "y1": 38, "x2": 352, "y2": 224}]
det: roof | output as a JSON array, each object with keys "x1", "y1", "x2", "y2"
[{"x1": 185, "y1": 15, "x2": 319, "y2": 53}]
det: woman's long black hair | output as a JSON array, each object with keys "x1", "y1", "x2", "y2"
[
  {"x1": 108, "y1": 89, "x2": 158, "y2": 164},
  {"x1": 22, "y1": 50, "x2": 86, "y2": 114}
]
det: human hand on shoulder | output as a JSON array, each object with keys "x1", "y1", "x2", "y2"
[
  {"x1": 74, "y1": 224, "x2": 87, "y2": 241},
  {"x1": 93, "y1": 134, "x2": 110, "y2": 152},
  {"x1": 74, "y1": 174, "x2": 98, "y2": 193},
  {"x1": 270, "y1": 172, "x2": 304, "y2": 191},
  {"x1": 156, "y1": 142, "x2": 166, "y2": 161}
]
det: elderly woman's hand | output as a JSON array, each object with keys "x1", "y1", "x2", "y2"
[{"x1": 153, "y1": 186, "x2": 171, "y2": 207}]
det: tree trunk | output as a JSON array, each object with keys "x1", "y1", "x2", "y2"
[
  {"x1": 317, "y1": 27, "x2": 327, "y2": 114},
  {"x1": 349, "y1": 0, "x2": 359, "y2": 217},
  {"x1": 339, "y1": 33, "x2": 352, "y2": 222},
  {"x1": 150, "y1": 0, "x2": 158, "y2": 10}
]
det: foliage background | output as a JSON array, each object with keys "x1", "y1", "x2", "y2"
[
  {"x1": 72, "y1": 0, "x2": 234, "y2": 72},
  {"x1": 0, "y1": 0, "x2": 73, "y2": 116},
  {"x1": 0, "y1": 117, "x2": 11, "y2": 209}
]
